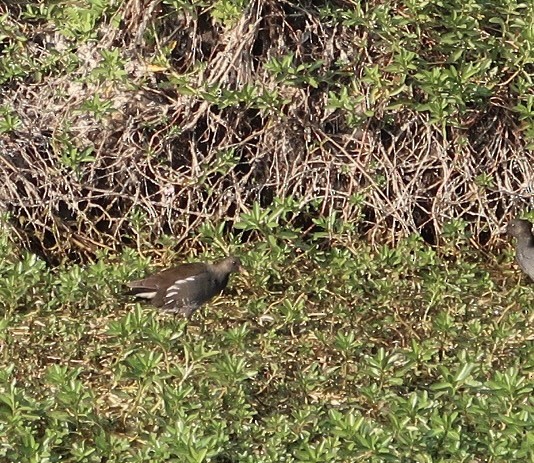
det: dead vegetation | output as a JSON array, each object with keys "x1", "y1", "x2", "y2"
[{"x1": 0, "y1": 0, "x2": 532, "y2": 261}]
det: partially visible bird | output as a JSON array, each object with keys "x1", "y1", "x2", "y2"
[
  {"x1": 506, "y1": 218, "x2": 534, "y2": 280},
  {"x1": 126, "y1": 256, "x2": 244, "y2": 317}
]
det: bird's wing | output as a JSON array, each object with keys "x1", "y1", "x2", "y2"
[
  {"x1": 127, "y1": 263, "x2": 208, "y2": 291},
  {"x1": 517, "y1": 248, "x2": 534, "y2": 280},
  {"x1": 161, "y1": 270, "x2": 214, "y2": 312}
]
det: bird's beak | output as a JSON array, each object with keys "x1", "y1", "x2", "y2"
[{"x1": 238, "y1": 264, "x2": 249, "y2": 276}]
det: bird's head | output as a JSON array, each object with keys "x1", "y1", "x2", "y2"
[
  {"x1": 219, "y1": 256, "x2": 246, "y2": 275},
  {"x1": 506, "y1": 219, "x2": 533, "y2": 240}
]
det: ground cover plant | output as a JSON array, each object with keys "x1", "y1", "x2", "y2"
[
  {"x1": 0, "y1": 0, "x2": 533, "y2": 461},
  {"x1": 0, "y1": 211, "x2": 532, "y2": 462}
]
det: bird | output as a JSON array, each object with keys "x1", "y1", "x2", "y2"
[
  {"x1": 506, "y1": 218, "x2": 534, "y2": 280},
  {"x1": 126, "y1": 256, "x2": 244, "y2": 317}
]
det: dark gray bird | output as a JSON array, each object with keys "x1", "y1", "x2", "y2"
[
  {"x1": 506, "y1": 218, "x2": 534, "y2": 280},
  {"x1": 126, "y1": 256, "x2": 244, "y2": 317}
]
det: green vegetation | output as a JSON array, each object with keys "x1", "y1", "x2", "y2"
[
  {"x1": 0, "y1": 210, "x2": 532, "y2": 462},
  {"x1": 0, "y1": 0, "x2": 533, "y2": 461}
]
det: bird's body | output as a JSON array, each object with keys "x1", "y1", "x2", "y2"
[
  {"x1": 506, "y1": 219, "x2": 534, "y2": 280},
  {"x1": 126, "y1": 257, "x2": 243, "y2": 317}
]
